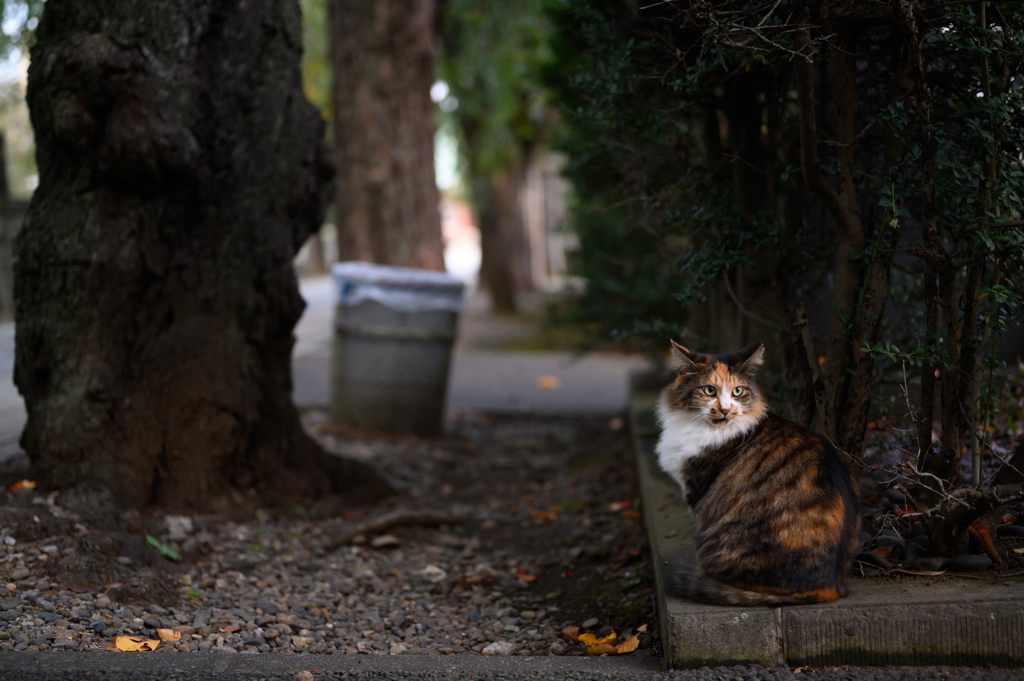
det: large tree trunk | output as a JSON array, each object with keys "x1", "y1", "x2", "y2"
[
  {"x1": 329, "y1": 0, "x2": 445, "y2": 270},
  {"x1": 16, "y1": 0, "x2": 391, "y2": 511}
]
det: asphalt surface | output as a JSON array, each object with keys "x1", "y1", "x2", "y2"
[{"x1": 2, "y1": 651, "x2": 1023, "y2": 681}]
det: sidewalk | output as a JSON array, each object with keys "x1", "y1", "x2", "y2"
[{"x1": 293, "y1": 275, "x2": 650, "y2": 415}]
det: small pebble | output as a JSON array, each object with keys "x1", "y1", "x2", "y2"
[
  {"x1": 995, "y1": 525, "x2": 1024, "y2": 538},
  {"x1": 370, "y1": 534, "x2": 401, "y2": 548},
  {"x1": 481, "y1": 641, "x2": 516, "y2": 656},
  {"x1": 908, "y1": 535, "x2": 929, "y2": 548},
  {"x1": 854, "y1": 551, "x2": 892, "y2": 570},
  {"x1": 904, "y1": 543, "x2": 926, "y2": 563},
  {"x1": 881, "y1": 489, "x2": 907, "y2": 505}
]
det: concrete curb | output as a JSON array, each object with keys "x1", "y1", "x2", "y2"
[{"x1": 629, "y1": 376, "x2": 1024, "y2": 669}]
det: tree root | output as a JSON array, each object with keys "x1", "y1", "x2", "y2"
[{"x1": 327, "y1": 509, "x2": 470, "y2": 551}]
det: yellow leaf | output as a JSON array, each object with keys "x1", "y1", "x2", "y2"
[
  {"x1": 536, "y1": 376, "x2": 560, "y2": 390},
  {"x1": 113, "y1": 636, "x2": 160, "y2": 652},
  {"x1": 637, "y1": 623, "x2": 648, "y2": 633},
  {"x1": 7, "y1": 479, "x2": 34, "y2": 493},
  {"x1": 587, "y1": 643, "x2": 618, "y2": 655},
  {"x1": 514, "y1": 569, "x2": 538, "y2": 583},
  {"x1": 578, "y1": 631, "x2": 616, "y2": 646},
  {"x1": 615, "y1": 634, "x2": 640, "y2": 654},
  {"x1": 157, "y1": 629, "x2": 181, "y2": 642}
]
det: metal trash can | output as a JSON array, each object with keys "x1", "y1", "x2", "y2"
[{"x1": 330, "y1": 261, "x2": 465, "y2": 433}]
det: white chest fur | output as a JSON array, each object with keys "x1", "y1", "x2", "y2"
[{"x1": 654, "y1": 394, "x2": 757, "y2": 493}]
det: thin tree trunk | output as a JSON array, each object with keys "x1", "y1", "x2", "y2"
[
  {"x1": 918, "y1": 268, "x2": 937, "y2": 465},
  {"x1": 329, "y1": 0, "x2": 445, "y2": 270},
  {"x1": 476, "y1": 167, "x2": 525, "y2": 313},
  {"x1": 17, "y1": 0, "x2": 391, "y2": 511}
]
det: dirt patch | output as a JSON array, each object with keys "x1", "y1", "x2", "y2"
[{"x1": 0, "y1": 411, "x2": 656, "y2": 654}]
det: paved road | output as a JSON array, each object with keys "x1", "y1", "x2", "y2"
[{"x1": 293, "y1": 275, "x2": 649, "y2": 414}]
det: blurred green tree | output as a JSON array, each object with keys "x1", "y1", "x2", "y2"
[
  {"x1": 550, "y1": 1, "x2": 1024, "y2": 554},
  {"x1": 439, "y1": 0, "x2": 552, "y2": 311}
]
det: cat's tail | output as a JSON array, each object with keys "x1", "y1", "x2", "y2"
[{"x1": 666, "y1": 552, "x2": 840, "y2": 606}]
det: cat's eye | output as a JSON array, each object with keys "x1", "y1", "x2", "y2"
[
  {"x1": 700, "y1": 385, "x2": 716, "y2": 396},
  {"x1": 732, "y1": 386, "x2": 744, "y2": 397}
]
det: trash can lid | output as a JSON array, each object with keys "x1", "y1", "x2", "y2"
[{"x1": 332, "y1": 261, "x2": 465, "y2": 312}]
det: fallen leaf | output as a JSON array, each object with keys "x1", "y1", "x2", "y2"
[
  {"x1": 968, "y1": 520, "x2": 1003, "y2": 566},
  {"x1": 615, "y1": 547, "x2": 642, "y2": 563},
  {"x1": 637, "y1": 624, "x2": 648, "y2": 633},
  {"x1": 7, "y1": 480, "x2": 35, "y2": 494},
  {"x1": 615, "y1": 634, "x2": 640, "y2": 654},
  {"x1": 146, "y1": 535, "x2": 181, "y2": 562},
  {"x1": 578, "y1": 632, "x2": 616, "y2": 646},
  {"x1": 1013, "y1": 548, "x2": 1024, "y2": 555},
  {"x1": 108, "y1": 636, "x2": 160, "y2": 652},
  {"x1": 793, "y1": 665, "x2": 816, "y2": 673},
  {"x1": 561, "y1": 569, "x2": 573, "y2": 578},
  {"x1": 530, "y1": 506, "x2": 561, "y2": 522},
  {"x1": 514, "y1": 569, "x2": 538, "y2": 583},
  {"x1": 609, "y1": 500, "x2": 631, "y2": 512},
  {"x1": 871, "y1": 546, "x2": 893, "y2": 559},
  {"x1": 219, "y1": 625, "x2": 241, "y2": 633},
  {"x1": 536, "y1": 375, "x2": 560, "y2": 390},
  {"x1": 562, "y1": 626, "x2": 580, "y2": 642},
  {"x1": 892, "y1": 569, "x2": 947, "y2": 576},
  {"x1": 586, "y1": 643, "x2": 618, "y2": 655},
  {"x1": 157, "y1": 629, "x2": 182, "y2": 642},
  {"x1": 624, "y1": 510, "x2": 641, "y2": 520}
]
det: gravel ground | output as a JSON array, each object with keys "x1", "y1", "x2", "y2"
[{"x1": 0, "y1": 410, "x2": 655, "y2": 658}]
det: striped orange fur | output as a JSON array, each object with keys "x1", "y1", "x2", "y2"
[{"x1": 655, "y1": 342, "x2": 860, "y2": 607}]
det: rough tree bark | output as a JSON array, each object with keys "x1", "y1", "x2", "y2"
[
  {"x1": 329, "y1": 0, "x2": 445, "y2": 270},
  {"x1": 16, "y1": 0, "x2": 391, "y2": 511}
]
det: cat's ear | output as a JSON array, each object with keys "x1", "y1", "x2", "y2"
[
  {"x1": 669, "y1": 339, "x2": 700, "y2": 373},
  {"x1": 736, "y1": 342, "x2": 765, "y2": 374}
]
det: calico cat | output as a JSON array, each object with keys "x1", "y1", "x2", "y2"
[{"x1": 655, "y1": 340, "x2": 860, "y2": 606}]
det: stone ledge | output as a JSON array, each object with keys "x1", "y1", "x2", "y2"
[{"x1": 630, "y1": 379, "x2": 1024, "y2": 669}]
